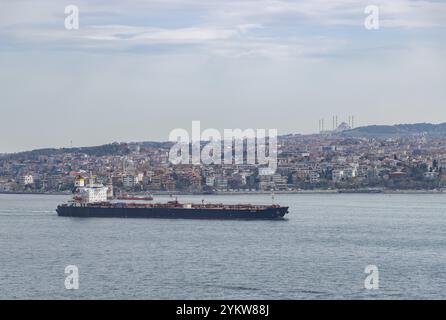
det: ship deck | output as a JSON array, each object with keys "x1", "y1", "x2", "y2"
[{"x1": 60, "y1": 201, "x2": 286, "y2": 211}]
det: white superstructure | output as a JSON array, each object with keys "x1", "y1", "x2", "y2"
[{"x1": 78, "y1": 184, "x2": 108, "y2": 203}]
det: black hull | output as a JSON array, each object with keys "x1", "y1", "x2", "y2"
[{"x1": 56, "y1": 206, "x2": 288, "y2": 220}]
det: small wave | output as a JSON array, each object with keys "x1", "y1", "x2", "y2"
[
  {"x1": 200, "y1": 283, "x2": 261, "y2": 292},
  {"x1": 0, "y1": 213, "x2": 55, "y2": 217}
]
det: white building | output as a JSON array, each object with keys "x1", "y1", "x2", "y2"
[
  {"x1": 258, "y1": 167, "x2": 275, "y2": 176},
  {"x1": 135, "y1": 172, "x2": 144, "y2": 183},
  {"x1": 214, "y1": 177, "x2": 228, "y2": 190},
  {"x1": 332, "y1": 169, "x2": 344, "y2": 182},
  {"x1": 344, "y1": 167, "x2": 357, "y2": 179},
  {"x1": 123, "y1": 173, "x2": 143, "y2": 188},
  {"x1": 123, "y1": 174, "x2": 136, "y2": 188},
  {"x1": 258, "y1": 180, "x2": 275, "y2": 190},
  {"x1": 271, "y1": 174, "x2": 287, "y2": 189},
  {"x1": 205, "y1": 176, "x2": 215, "y2": 187},
  {"x1": 19, "y1": 175, "x2": 34, "y2": 186},
  {"x1": 309, "y1": 171, "x2": 320, "y2": 184}
]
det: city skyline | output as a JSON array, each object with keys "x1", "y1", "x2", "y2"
[
  {"x1": 2, "y1": 119, "x2": 446, "y2": 155},
  {"x1": 1, "y1": 0, "x2": 446, "y2": 153},
  {"x1": 2, "y1": 123, "x2": 446, "y2": 195}
]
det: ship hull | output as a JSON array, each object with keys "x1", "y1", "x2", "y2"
[{"x1": 56, "y1": 205, "x2": 288, "y2": 220}]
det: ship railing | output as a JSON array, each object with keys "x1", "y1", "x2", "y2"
[{"x1": 81, "y1": 201, "x2": 283, "y2": 210}]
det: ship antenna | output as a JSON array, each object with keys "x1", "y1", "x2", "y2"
[{"x1": 272, "y1": 191, "x2": 275, "y2": 205}]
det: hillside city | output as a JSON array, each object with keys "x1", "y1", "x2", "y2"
[{"x1": 1, "y1": 123, "x2": 446, "y2": 194}]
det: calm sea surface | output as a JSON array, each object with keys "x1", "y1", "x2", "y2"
[{"x1": 0, "y1": 193, "x2": 445, "y2": 299}]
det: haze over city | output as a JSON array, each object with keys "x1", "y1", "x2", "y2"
[{"x1": 1, "y1": 0, "x2": 446, "y2": 153}]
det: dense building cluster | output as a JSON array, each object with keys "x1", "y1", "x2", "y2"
[{"x1": 1, "y1": 133, "x2": 446, "y2": 194}]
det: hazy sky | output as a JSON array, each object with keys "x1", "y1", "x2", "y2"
[{"x1": 1, "y1": 0, "x2": 445, "y2": 153}]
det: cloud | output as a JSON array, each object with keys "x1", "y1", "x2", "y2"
[
  {"x1": 1, "y1": 0, "x2": 445, "y2": 58},
  {"x1": 0, "y1": 1, "x2": 445, "y2": 152},
  {"x1": 83, "y1": 25, "x2": 238, "y2": 43},
  {"x1": 200, "y1": 0, "x2": 446, "y2": 28}
]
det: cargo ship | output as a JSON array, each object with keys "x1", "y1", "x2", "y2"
[{"x1": 56, "y1": 184, "x2": 289, "y2": 220}]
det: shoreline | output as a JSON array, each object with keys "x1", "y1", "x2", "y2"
[
  {"x1": 1, "y1": 189, "x2": 445, "y2": 196},
  {"x1": 0, "y1": 191, "x2": 71, "y2": 196}
]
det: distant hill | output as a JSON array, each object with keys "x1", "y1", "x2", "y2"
[
  {"x1": 0, "y1": 141, "x2": 172, "y2": 160},
  {"x1": 343, "y1": 123, "x2": 446, "y2": 138},
  {"x1": 0, "y1": 143, "x2": 130, "y2": 160},
  {"x1": 2, "y1": 122, "x2": 446, "y2": 158}
]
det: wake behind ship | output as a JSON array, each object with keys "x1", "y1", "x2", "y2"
[{"x1": 56, "y1": 183, "x2": 289, "y2": 220}]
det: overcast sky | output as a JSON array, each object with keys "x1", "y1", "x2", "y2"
[{"x1": 0, "y1": 0, "x2": 445, "y2": 153}]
